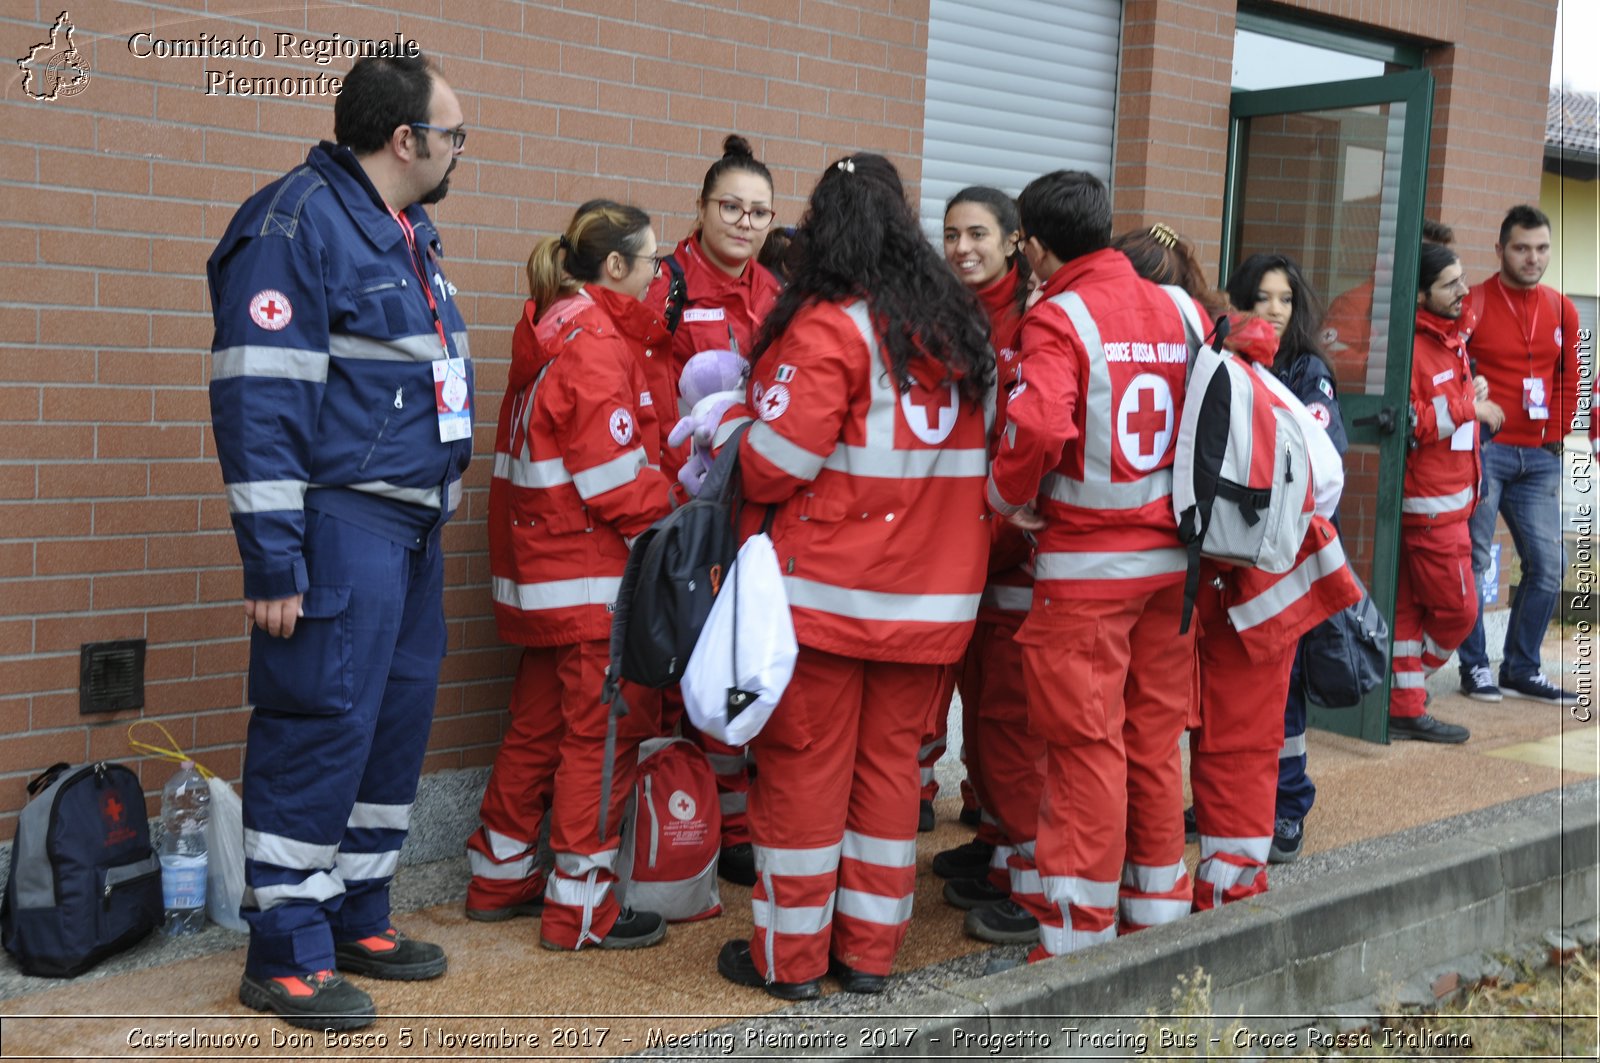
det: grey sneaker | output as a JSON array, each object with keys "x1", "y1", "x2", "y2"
[
  {"x1": 1459, "y1": 665, "x2": 1503, "y2": 702},
  {"x1": 1268, "y1": 818, "x2": 1303, "y2": 864}
]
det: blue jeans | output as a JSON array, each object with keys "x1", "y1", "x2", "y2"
[
  {"x1": 1458, "y1": 441, "x2": 1565, "y2": 681},
  {"x1": 1276, "y1": 645, "x2": 1315, "y2": 822}
]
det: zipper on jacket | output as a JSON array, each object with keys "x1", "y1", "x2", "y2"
[
  {"x1": 645, "y1": 777, "x2": 660, "y2": 868},
  {"x1": 359, "y1": 415, "x2": 391, "y2": 472},
  {"x1": 358, "y1": 278, "x2": 407, "y2": 295}
]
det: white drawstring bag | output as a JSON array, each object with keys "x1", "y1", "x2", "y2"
[{"x1": 682, "y1": 532, "x2": 796, "y2": 746}]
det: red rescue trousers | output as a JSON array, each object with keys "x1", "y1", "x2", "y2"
[
  {"x1": 745, "y1": 648, "x2": 945, "y2": 982},
  {"x1": 955, "y1": 615, "x2": 1041, "y2": 891},
  {"x1": 467, "y1": 642, "x2": 660, "y2": 949},
  {"x1": 1191, "y1": 576, "x2": 1297, "y2": 912},
  {"x1": 916, "y1": 667, "x2": 959, "y2": 805},
  {"x1": 1014, "y1": 584, "x2": 1195, "y2": 960},
  {"x1": 1391, "y1": 521, "x2": 1476, "y2": 718}
]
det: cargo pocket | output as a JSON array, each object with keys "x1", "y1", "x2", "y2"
[
  {"x1": 248, "y1": 584, "x2": 354, "y2": 714},
  {"x1": 98, "y1": 853, "x2": 160, "y2": 949},
  {"x1": 1016, "y1": 607, "x2": 1110, "y2": 745}
]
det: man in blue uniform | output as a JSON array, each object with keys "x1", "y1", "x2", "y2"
[{"x1": 207, "y1": 52, "x2": 472, "y2": 1030}]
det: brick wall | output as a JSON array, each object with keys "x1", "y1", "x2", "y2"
[{"x1": 0, "y1": 0, "x2": 931, "y2": 839}]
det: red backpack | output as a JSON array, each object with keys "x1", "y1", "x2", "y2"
[{"x1": 615, "y1": 738, "x2": 722, "y2": 923}]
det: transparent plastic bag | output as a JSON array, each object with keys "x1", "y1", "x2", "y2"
[{"x1": 205, "y1": 775, "x2": 246, "y2": 931}]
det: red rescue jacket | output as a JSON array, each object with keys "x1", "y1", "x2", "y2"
[
  {"x1": 488, "y1": 287, "x2": 675, "y2": 646},
  {"x1": 975, "y1": 265, "x2": 1034, "y2": 621},
  {"x1": 1404, "y1": 308, "x2": 1481, "y2": 527}
]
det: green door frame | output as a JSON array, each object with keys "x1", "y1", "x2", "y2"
[{"x1": 1223, "y1": 69, "x2": 1435, "y2": 742}]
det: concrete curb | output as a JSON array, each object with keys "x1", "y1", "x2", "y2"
[{"x1": 682, "y1": 782, "x2": 1597, "y2": 1059}]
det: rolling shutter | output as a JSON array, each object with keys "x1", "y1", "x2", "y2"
[{"x1": 919, "y1": 0, "x2": 1123, "y2": 242}]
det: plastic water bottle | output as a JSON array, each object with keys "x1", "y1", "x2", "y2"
[{"x1": 159, "y1": 760, "x2": 210, "y2": 935}]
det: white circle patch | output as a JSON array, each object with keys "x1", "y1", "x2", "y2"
[
  {"x1": 608, "y1": 407, "x2": 634, "y2": 445},
  {"x1": 249, "y1": 289, "x2": 292, "y2": 331},
  {"x1": 758, "y1": 383, "x2": 790, "y2": 421},
  {"x1": 668, "y1": 790, "x2": 696, "y2": 822},
  {"x1": 1307, "y1": 401, "x2": 1331, "y2": 428},
  {"x1": 1319, "y1": 326, "x2": 1338, "y2": 347},
  {"x1": 1116, "y1": 374, "x2": 1175, "y2": 471}
]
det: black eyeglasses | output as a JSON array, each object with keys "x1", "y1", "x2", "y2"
[
  {"x1": 410, "y1": 122, "x2": 467, "y2": 153},
  {"x1": 627, "y1": 253, "x2": 668, "y2": 277},
  {"x1": 715, "y1": 199, "x2": 775, "y2": 230}
]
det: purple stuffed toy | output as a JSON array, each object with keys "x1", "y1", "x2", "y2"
[{"x1": 668, "y1": 348, "x2": 749, "y2": 496}]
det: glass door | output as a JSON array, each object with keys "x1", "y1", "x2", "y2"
[{"x1": 1222, "y1": 70, "x2": 1434, "y2": 741}]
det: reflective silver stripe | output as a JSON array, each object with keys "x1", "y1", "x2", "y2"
[
  {"x1": 719, "y1": 792, "x2": 747, "y2": 814},
  {"x1": 841, "y1": 300, "x2": 896, "y2": 448},
  {"x1": 469, "y1": 849, "x2": 536, "y2": 880},
  {"x1": 1279, "y1": 732, "x2": 1307, "y2": 759},
  {"x1": 329, "y1": 332, "x2": 439, "y2": 363},
  {"x1": 706, "y1": 752, "x2": 748, "y2": 774},
  {"x1": 1012, "y1": 839, "x2": 1036, "y2": 863},
  {"x1": 493, "y1": 451, "x2": 572, "y2": 489},
  {"x1": 247, "y1": 871, "x2": 343, "y2": 911},
  {"x1": 919, "y1": 766, "x2": 936, "y2": 785},
  {"x1": 450, "y1": 330, "x2": 471, "y2": 360},
  {"x1": 835, "y1": 887, "x2": 913, "y2": 926},
  {"x1": 546, "y1": 872, "x2": 611, "y2": 906},
  {"x1": 1392, "y1": 639, "x2": 1422, "y2": 657},
  {"x1": 1432, "y1": 395, "x2": 1456, "y2": 436},
  {"x1": 986, "y1": 476, "x2": 1022, "y2": 517},
  {"x1": 981, "y1": 584, "x2": 1033, "y2": 612},
  {"x1": 754, "y1": 842, "x2": 841, "y2": 877},
  {"x1": 747, "y1": 421, "x2": 827, "y2": 481},
  {"x1": 842, "y1": 831, "x2": 917, "y2": 868},
  {"x1": 571, "y1": 447, "x2": 648, "y2": 500},
  {"x1": 446, "y1": 477, "x2": 462, "y2": 512},
  {"x1": 752, "y1": 895, "x2": 835, "y2": 936},
  {"x1": 823, "y1": 445, "x2": 989, "y2": 479},
  {"x1": 482, "y1": 828, "x2": 533, "y2": 860},
  {"x1": 1393, "y1": 671, "x2": 1425, "y2": 689},
  {"x1": 335, "y1": 849, "x2": 399, "y2": 882},
  {"x1": 1049, "y1": 292, "x2": 1115, "y2": 483},
  {"x1": 244, "y1": 829, "x2": 337, "y2": 870},
  {"x1": 554, "y1": 849, "x2": 618, "y2": 875},
  {"x1": 212, "y1": 345, "x2": 329, "y2": 383},
  {"x1": 713, "y1": 415, "x2": 752, "y2": 449},
  {"x1": 1402, "y1": 486, "x2": 1474, "y2": 515},
  {"x1": 1039, "y1": 921, "x2": 1115, "y2": 955},
  {"x1": 348, "y1": 802, "x2": 411, "y2": 832},
  {"x1": 1041, "y1": 469, "x2": 1173, "y2": 511},
  {"x1": 227, "y1": 479, "x2": 308, "y2": 514},
  {"x1": 917, "y1": 737, "x2": 945, "y2": 760},
  {"x1": 784, "y1": 576, "x2": 980, "y2": 623},
  {"x1": 1229, "y1": 535, "x2": 1348, "y2": 632},
  {"x1": 342, "y1": 480, "x2": 442, "y2": 509},
  {"x1": 1121, "y1": 858, "x2": 1187, "y2": 894},
  {"x1": 1198, "y1": 834, "x2": 1271, "y2": 865},
  {"x1": 1011, "y1": 866, "x2": 1043, "y2": 897},
  {"x1": 1422, "y1": 634, "x2": 1447, "y2": 661},
  {"x1": 492, "y1": 575, "x2": 621, "y2": 612},
  {"x1": 1033, "y1": 549, "x2": 1187, "y2": 582},
  {"x1": 990, "y1": 845, "x2": 1013, "y2": 873},
  {"x1": 1040, "y1": 873, "x2": 1119, "y2": 909},
  {"x1": 1120, "y1": 896, "x2": 1190, "y2": 926}
]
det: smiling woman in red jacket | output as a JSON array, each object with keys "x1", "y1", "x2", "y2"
[
  {"x1": 925, "y1": 187, "x2": 1041, "y2": 915},
  {"x1": 711, "y1": 153, "x2": 995, "y2": 1001},
  {"x1": 467, "y1": 200, "x2": 676, "y2": 953}
]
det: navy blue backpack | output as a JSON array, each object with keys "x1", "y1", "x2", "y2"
[{"x1": 1, "y1": 761, "x2": 162, "y2": 977}]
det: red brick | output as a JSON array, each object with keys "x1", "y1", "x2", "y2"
[
  {"x1": 0, "y1": 621, "x2": 31, "y2": 657},
  {"x1": 35, "y1": 537, "x2": 147, "y2": 576},
  {"x1": 0, "y1": 578, "x2": 91, "y2": 618},
  {"x1": 92, "y1": 571, "x2": 197, "y2": 610},
  {"x1": 37, "y1": 462, "x2": 149, "y2": 499},
  {"x1": 145, "y1": 675, "x2": 245, "y2": 715},
  {"x1": 0, "y1": 467, "x2": 36, "y2": 500},
  {"x1": 0, "y1": 729, "x2": 89, "y2": 775},
  {"x1": 40, "y1": 311, "x2": 152, "y2": 350},
  {"x1": 93, "y1": 498, "x2": 198, "y2": 535},
  {"x1": 148, "y1": 603, "x2": 246, "y2": 644},
  {"x1": 97, "y1": 424, "x2": 205, "y2": 460},
  {"x1": 0, "y1": 501, "x2": 93, "y2": 539},
  {"x1": 34, "y1": 611, "x2": 146, "y2": 654}
]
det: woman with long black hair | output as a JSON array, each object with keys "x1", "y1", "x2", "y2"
[{"x1": 707, "y1": 154, "x2": 995, "y2": 999}]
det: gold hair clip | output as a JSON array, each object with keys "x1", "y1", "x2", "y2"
[
  {"x1": 1149, "y1": 222, "x2": 1179, "y2": 249},
  {"x1": 835, "y1": 158, "x2": 855, "y2": 174}
]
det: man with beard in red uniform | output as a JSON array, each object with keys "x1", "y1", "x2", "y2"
[{"x1": 976, "y1": 170, "x2": 1201, "y2": 955}]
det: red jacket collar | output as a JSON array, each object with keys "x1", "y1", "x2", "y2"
[
  {"x1": 1415, "y1": 306, "x2": 1465, "y2": 349},
  {"x1": 974, "y1": 263, "x2": 1022, "y2": 319}
]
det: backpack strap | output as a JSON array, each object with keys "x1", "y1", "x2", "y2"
[
  {"x1": 660, "y1": 254, "x2": 688, "y2": 334},
  {"x1": 1159, "y1": 285, "x2": 1218, "y2": 635}
]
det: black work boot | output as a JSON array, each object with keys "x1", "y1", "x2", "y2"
[
  {"x1": 716, "y1": 939, "x2": 820, "y2": 1000},
  {"x1": 239, "y1": 969, "x2": 376, "y2": 1030},
  {"x1": 334, "y1": 927, "x2": 447, "y2": 980}
]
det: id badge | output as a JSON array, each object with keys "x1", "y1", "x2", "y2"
[
  {"x1": 433, "y1": 358, "x2": 472, "y2": 442},
  {"x1": 1523, "y1": 375, "x2": 1549, "y2": 420}
]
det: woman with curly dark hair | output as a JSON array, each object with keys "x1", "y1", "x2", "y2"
[{"x1": 707, "y1": 153, "x2": 994, "y2": 1000}]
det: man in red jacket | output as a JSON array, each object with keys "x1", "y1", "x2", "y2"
[
  {"x1": 1392, "y1": 243, "x2": 1504, "y2": 742},
  {"x1": 1455, "y1": 205, "x2": 1583, "y2": 707}
]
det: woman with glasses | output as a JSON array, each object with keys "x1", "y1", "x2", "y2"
[
  {"x1": 644, "y1": 134, "x2": 783, "y2": 891},
  {"x1": 469, "y1": 200, "x2": 676, "y2": 953},
  {"x1": 708, "y1": 153, "x2": 994, "y2": 1000}
]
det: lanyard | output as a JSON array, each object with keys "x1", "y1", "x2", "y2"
[
  {"x1": 1494, "y1": 278, "x2": 1541, "y2": 375},
  {"x1": 390, "y1": 207, "x2": 450, "y2": 355}
]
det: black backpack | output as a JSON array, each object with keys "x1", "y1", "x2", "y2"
[
  {"x1": 2, "y1": 761, "x2": 162, "y2": 977},
  {"x1": 596, "y1": 422, "x2": 751, "y2": 841},
  {"x1": 1300, "y1": 571, "x2": 1390, "y2": 709}
]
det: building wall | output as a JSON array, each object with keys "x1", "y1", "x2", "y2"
[
  {"x1": 0, "y1": 0, "x2": 1563, "y2": 841},
  {"x1": 0, "y1": 0, "x2": 931, "y2": 838},
  {"x1": 1541, "y1": 170, "x2": 1600, "y2": 299}
]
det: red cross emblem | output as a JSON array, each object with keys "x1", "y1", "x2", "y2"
[
  {"x1": 668, "y1": 790, "x2": 696, "y2": 821},
  {"x1": 608, "y1": 407, "x2": 633, "y2": 445},
  {"x1": 1115, "y1": 374, "x2": 1174, "y2": 471},
  {"x1": 900, "y1": 383, "x2": 959, "y2": 444},
  {"x1": 101, "y1": 793, "x2": 124, "y2": 823},
  {"x1": 1126, "y1": 389, "x2": 1165, "y2": 455},
  {"x1": 759, "y1": 383, "x2": 790, "y2": 421},
  {"x1": 249, "y1": 289, "x2": 292, "y2": 331}
]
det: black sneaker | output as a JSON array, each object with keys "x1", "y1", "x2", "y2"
[
  {"x1": 716, "y1": 939, "x2": 820, "y2": 1000},
  {"x1": 942, "y1": 877, "x2": 1008, "y2": 910},
  {"x1": 828, "y1": 955, "x2": 888, "y2": 994},
  {"x1": 964, "y1": 899, "x2": 1039, "y2": 944},
  {"x1": 599, "y1": 907, "x2": 667, "y2": 950},
  {"x1": 1268, "y1": 818, "x2": 1303, "y2": 864},
  {"x1": 1388, "y1": 713, "x2": 1470, "y2": 744},
  {"x1": 333, "y1": 927, "x2": 446, "y2": 980},
  {"x1": 931, "y1": 839, "x2": 994, "y2": 880},
  {"x1": 465, "y1": 897, "x2": 543, "y2": 922},
  {"x1": 1459, "y1": 665, "x2": 1504, "y2": 703},
  {"x1": 918, "y1": 799, "x2": 935, "y2": 832},
  {"x1": 958, "y1": 806, "x2": 983, "y2": 828},
  {"x1": 718, "y1": 842, "x2": 757, "y2": 887},
  {"x1": 239, "y1": 970, "x2": 376, "y2": 1031},
  {"x1": 1183, "y1": 805, "x2": 1198, "y2": 840},
  {"x1": 1500, "y1": 671, "x2": 1579, "y2": 707}
]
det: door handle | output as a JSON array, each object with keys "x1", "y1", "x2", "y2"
[{"x1": 1353, "y1": 406, "x2": 1398, "y2": 435}]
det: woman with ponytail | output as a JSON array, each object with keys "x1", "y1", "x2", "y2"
[
  {"x1": 468, "y1": 200, "x2": 675, "y2": 953},
  {"x1": 709, "y1": 154, "x2": 994, "y2": 1000}
]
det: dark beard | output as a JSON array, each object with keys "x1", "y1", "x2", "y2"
[{"x1": 419, "y1": 158, "x2": 456, "y2": 206}]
